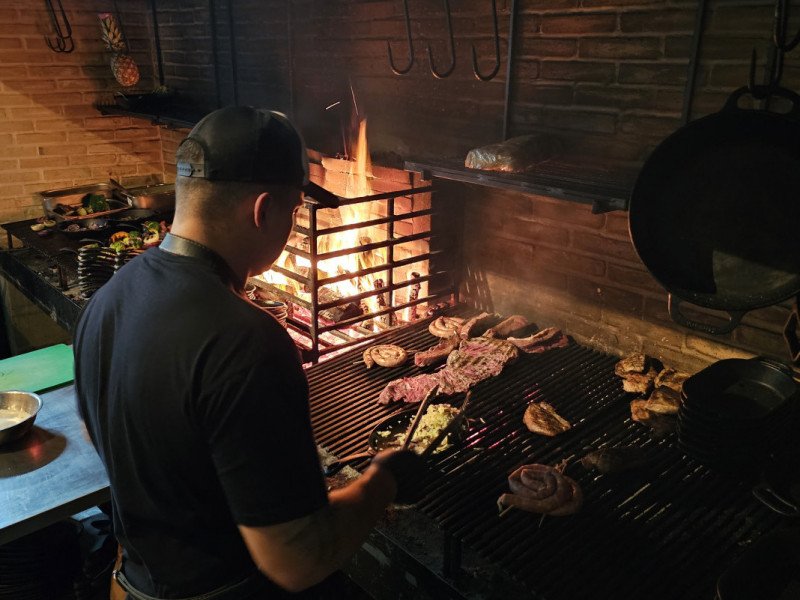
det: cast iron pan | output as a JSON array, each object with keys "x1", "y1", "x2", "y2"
[
  {"x1": 324, "y1": 403, "x2": 468, "y2": 476},
  {"x1": 681, "y1": 357, "x2": 799, "y2": 419},
  {"x1": 629, "y1": 85, "x2": 800, "y2": 335}
]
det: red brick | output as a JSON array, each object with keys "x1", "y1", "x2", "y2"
[
  {"x1": 19, "y1": 157, "x2": 69, "y2": 169},
  {"x1": 0, "y1": 171, "x2": 42, "y2": 184},
  {"x1": 620, "y1": 9, "x2": 696, "y2": 33},
  {"x1": 575, "y1": 84, "x2": 655, "y2": 109},
  {"x1": 568, "y1": 276, "x2": 645, "y2": 315},
  {"x1": 528, "y1": 195, "x2": 604, "y2": 229},
  {"x1": 540, "y1": 60, "x2": 615, "y2": 83},
  {"x1": 534, "y1": 247, "x2": 606, "y2": 277},
  {"x1": 618, "y1": 62, "x2": 688, "y2": 85},
  {"x1": 518, "y1": 38, "x2": 577, "y2": 58},
  {"x1": 38, "y1": 144, "x2": 88, "y2": 156},
  {"x1": 0, "y1": 119, "x2": 33, "y2": 133},
  {"x1": 572, "y1": 230, "x2": 640, "y2": 262},
  {"x1": 541, "y1": 14, "x2": 617, "y2": 35},
  {"x1": 606, "y1": 263, "x2": 663, "y2": 294},
  {"x1": 579, "y1": 37, "x2": 662, "y2": 60}
]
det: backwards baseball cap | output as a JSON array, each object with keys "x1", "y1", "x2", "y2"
[{"x1": 176, "y1": 106, "x2": 339, "y2": 208}]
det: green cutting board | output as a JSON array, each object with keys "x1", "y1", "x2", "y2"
[{"x1": 0, "y1": 344, "x2": 75, "y2": 393}]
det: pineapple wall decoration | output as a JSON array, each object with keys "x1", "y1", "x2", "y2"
[{"x1": 98, "y1": 12, "x2": 139, "y2": 87}]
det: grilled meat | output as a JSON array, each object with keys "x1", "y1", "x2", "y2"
[
  {"x1": 459, "y1": 312, "x2": 500, "y2": 339},
  {"x1": 378, "y1": 373, "x2": 440, "y2": 404},
  {"x1": 485, "y1": 314, "x2": 531, "y2": 339},
  {"x1": 614, "y1": 352, "x2": 649, "y2": 377},
  {"x1": 630, "y1": 399, "x2": 677, "y2": 437},
  {"x1": 645, "y1": 386, "x2": 680, "y2": 415},
  {"x1": 654, "y1": 368, "x2": 689, "y2": 393},
  {"x1": 363, "y1": 344, "x2": 408, "y2": 368},
  {"x1": 414, "y1": 335, "x2": 460, "y2": 367},
  {"x1": 523, "y1": 402, "x2": 571, "y2": 436},
  {"x1": 622, "y1": 365, "x2": 658, "y2": 395},
  {"x1": 429, "y1": 316, "x2": 465, "y2": 338},
  {"x1": 498, "y1": 463, "x2": 582, "y2": 516},
  {"x1": 508, "y1": 327, "x2": 569, "y2": 353},
  {"x1": 379, "y1": 336, "x2": 518, "y2": 403},
  {"x1": 580, "y1": 446, "x2": 653, "y2": 474}
]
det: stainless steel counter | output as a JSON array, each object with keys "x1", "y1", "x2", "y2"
[{"x1": 0, "y1": 384, "x2": 110, "y2": 545}]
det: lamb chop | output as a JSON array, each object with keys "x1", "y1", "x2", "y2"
[
  {"x1": 507, "y1": 327, "x2": 569, "y2": 353},
  {"x1": 485, "y1": 314, "x2": 530, "y2": 339},
  {"x1": 459, "y1": 312, "x2": 500, "y2": 339}
]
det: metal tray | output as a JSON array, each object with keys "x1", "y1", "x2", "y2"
[{"x1": 35, "y1": 181, "x2": 129, "y2": 222}]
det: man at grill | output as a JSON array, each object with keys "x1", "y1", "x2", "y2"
[{"x1": 73, "y1": 106, "x2": 427, "y2": 600}]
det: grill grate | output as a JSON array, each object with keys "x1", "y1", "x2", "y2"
[{"x1": 307, "y1": 308, "x2": 783, "y2": 600}]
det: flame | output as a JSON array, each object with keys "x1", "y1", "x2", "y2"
[{"x1": 258, "y1": 118, "x2": 385, "y2": 311}]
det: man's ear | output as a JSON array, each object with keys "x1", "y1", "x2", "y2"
[{"x1": 253, "y1": 192, "x2": 271, "y2": 228}]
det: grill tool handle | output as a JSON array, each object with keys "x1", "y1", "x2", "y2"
[{"x1": 323, "y1": 452, "x2": 373, "y2": 477}]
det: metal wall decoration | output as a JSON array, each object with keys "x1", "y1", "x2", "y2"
[
  {"x1": 44, "y1": 0, "x2": 74, "y2": 53},
  {"x1": 472, "y1": 0, "x2": 500, "y2": 81},
  {"x1": 386, "y1": 0, "x2": 501, "y2": 81},
  {"x1": 427, "y1": 0, "x2": 456, "y2": 79},
  {"x1": 387, "y1": 0, "x2": 415, "y2": 75}
]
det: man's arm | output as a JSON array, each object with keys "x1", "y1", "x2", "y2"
[{"x1": 238, "y1": 460, "x2": 397, "y2": 592}]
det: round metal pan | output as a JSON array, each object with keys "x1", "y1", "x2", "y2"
[
  {"x1": 324, "y1": 404, "x2": 468, "y2": 476},
  {"x1": 629, "y1": 85, "x2": 800, "y2": 335}
]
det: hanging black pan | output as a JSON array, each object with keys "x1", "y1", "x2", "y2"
[{"x1": 629, "y1": 85, "x2": 800, "y2": 335}]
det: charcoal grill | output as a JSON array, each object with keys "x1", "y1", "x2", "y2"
[
  {"x1": 307, "y1": 307, "x2": 784, "y2": 600},
  {"x1": 251, "y1": 184, "x2": 460, "y2": 363}
]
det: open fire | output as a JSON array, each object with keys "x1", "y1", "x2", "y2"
[{"x1": 250, "y1": 119, "x2": 457, "y2": 362}]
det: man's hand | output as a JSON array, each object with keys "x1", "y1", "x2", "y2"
[{"x1": 370, "y1": 449, "x2": 430, "y2": 504}]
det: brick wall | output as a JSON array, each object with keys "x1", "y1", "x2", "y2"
[
  {"x1": 0, "y1": 0, "x2": 166, "y2": 236},
  {"x1": 455, "y1": 180, "x2": 797, "y2": 374},
  {"x1": 1, "y1": 0, "x2": 797, "y2": 370}
]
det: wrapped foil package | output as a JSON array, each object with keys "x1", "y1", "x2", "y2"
[{"x1": 465, "y1": 134, "x2": 561, "y2": 173}]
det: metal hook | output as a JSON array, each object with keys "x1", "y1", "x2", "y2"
[
  {"x1": 387, "y1": 0, "x2": 414, "y2": 75},
  {"x1": 748, "y1": 0, "x2": 798, "y2": 96},
  {"x1": 472, "y1": 0, "x2": 501, "y2": 81},
  {"x1": 44, "y1": 0, "x2": 74, "y2": 53},
  {"x1": 427, "y1": 0, "x2": 456, "y2": 79},
  {"x1": 774, "y1": 0, "x2": 800, "y2": 51}
]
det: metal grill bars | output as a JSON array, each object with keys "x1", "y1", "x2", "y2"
[{"x1": 252, "y1": 184, "x2": 457, "y2": 361}]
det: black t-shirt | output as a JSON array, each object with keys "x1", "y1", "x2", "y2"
[{"x1": 73, "y1": 244, "x2": 329, "y2": 598}]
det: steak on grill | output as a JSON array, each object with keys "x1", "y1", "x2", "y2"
[
  {"x1": 377, "y1": 373, "x2": 440, "y2": 405},
  {"x1": 378, "y1": 337, "x2": 519, "y2": 403}
]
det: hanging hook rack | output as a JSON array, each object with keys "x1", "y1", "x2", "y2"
[
  {"x1": 428, "y1": 0, "x2": 456, "y2": 79},
  {"x1": 472, "y1": 0, "x2": 501, "y2": 81},
  {"x1": 748, "y1": 0, "x2": 799, "y2": 97},
  {"x1": 387, "y1": 0, "x2": 414, "y2": 75},
  {"x1": 44, "y1": 0, "x2": 74, "y2": 53}
]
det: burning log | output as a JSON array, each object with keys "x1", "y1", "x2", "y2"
[
  {"x1": 405, "y1": 271, "x2": 421, "y2": 322},
  {"x1": 317, "y1": 286, "x2": 363, "y2": 323},
  {"x1": 374, "y1": 278, "x2": 396, "y2": 327}
]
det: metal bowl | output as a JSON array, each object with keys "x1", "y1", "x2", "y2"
[{"x1": 0, "y1": 390, "x2": 43, "y2": 445}]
